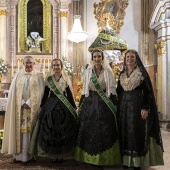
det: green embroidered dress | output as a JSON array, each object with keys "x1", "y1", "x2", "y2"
[{"x1": 75, "y1": 69, "x2": 121, "y2": 166}]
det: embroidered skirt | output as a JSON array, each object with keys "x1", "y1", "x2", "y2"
[
  {"x1": 30, "y1": 97, "x2": 77, "y2": 158},
  {"x1": 75, "y1": 91, "x2": 121, "y2": 165},
  {"x1": 118, "y1": 90, "x2": 164, "y2": 167}
]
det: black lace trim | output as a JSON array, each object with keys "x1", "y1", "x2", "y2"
[
  {"x1": 38, "y1": 97, "x2": 77, "y2": 155},
  {"x1": 77, "y1": 91, "x2": 118, "y2": 155}
]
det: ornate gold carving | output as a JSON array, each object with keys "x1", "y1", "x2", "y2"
[
  {"x1": 0, "y1": 10, "x2": 7, "y2": 15},
  {"x1": 43, "y1": 0, "x2": 52, "y2": 53},
  {"x1": 94, "y1": 0, "x2": 129, "y2": 34},
  {"x1": 155, "y1": 40, "x2": 166, "y2": 55},
  {"x1": 60, "y1": 11, "x2": 68, "y2": 18},
  {"x1": 19, "y1": 0, "x2": 52, "y2": 53},
  {"x1": 17, "y1": 58, "x2": 52, "y2": 63}
]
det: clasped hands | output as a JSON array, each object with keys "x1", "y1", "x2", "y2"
[{"x1": 141, "y1": 109, "x2": 148, "y2": 119}]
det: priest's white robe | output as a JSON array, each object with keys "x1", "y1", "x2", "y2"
[{"x1": 1, "y1": 69, "x2": 45, "y2": 162}]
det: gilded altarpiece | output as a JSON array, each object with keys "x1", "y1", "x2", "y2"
[{"x1": 18, "y1": 0, "x2": 52, "y2": 53}]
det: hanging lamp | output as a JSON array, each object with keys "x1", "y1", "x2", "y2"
[{"x1": 67, "y1": 15, "x2": 88, "y2": 43}]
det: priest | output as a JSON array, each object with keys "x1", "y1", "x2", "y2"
[{"x1": 1, "y1": 56, "x2": 45, "y2": 163}]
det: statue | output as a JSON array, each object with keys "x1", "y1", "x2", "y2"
[{"x1": 26, "y1": 32, "x2": 46, "y2": 53}]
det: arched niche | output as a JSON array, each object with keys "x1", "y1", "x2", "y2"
[{"x1": 17, "y1": 0, "x2": 52, "y2": 54}]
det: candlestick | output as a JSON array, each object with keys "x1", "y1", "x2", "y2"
[{"x1": 48, "y1": 59, "x2": 50, "y2": 72}]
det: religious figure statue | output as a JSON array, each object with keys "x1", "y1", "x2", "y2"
[{"x1": 26, "y1": 32, "x2": 46, "y2": 53}]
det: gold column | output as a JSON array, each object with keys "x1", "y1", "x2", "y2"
[
  {"x1": 155, "y1": 40, "x2": 166, "y2": 117},
  {"x1": 59, "y1": 10, "x2": 69, "y2": 59}
]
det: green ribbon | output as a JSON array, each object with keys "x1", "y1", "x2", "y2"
[
  {"x1": 91, "y1": 69, "x2": 118, "y2": 131},
  {"x1": 47, "y1": 76, "x2": 77, "y2": 119}
]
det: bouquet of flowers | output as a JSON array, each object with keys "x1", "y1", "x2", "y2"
[
  {"x1": 0, "y1": 59, "x2": 8, "y2": 75},
  {"x1": 62, "y1": 57, "x2": 74, "y2": 77}
]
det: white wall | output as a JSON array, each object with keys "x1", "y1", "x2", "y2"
[
  {"x1": 119, "y1": 0, "x2": 141, "y2": 51},
  {"x1": 84, "y1": 0, "x2": 141, "y2": 64},
  {"x1": 83, "y1": 0, "x2": 99, "y2": 64}
]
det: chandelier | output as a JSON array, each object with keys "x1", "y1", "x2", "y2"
[{"x1": 67, "y1": 15, "x2": 88, "y2": 43}]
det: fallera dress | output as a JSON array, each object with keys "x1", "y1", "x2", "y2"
[
  {"x1": 75, "y1": 69, "x2": 121, "y2": 166},
  {"x1": 117, "y1": 66, "x2": 164, "y2": 167},
  {"x1": 30, "y1": 75, "x2": 77, "y2": 158}
]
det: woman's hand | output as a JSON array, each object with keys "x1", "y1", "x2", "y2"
[{"x1": 141, "y1": 109, "x2": 148, "y2": 119}]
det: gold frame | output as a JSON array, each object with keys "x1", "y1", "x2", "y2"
[
  {"x1": 94, "y1": 0, "x2": 128, "y2": 34},
  {"x1": 18, "y1": 0, "x2": 52, "y2": 53}
]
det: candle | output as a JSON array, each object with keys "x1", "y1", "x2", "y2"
[
  {"x1": 48, "y1": 59, "x2": 50, "y2": 72},
  {"x1": 17, "y1": 60, "x2": 20, "y2": 71},
  {"x1": 12, "y1": 58, "x2": 14, "y2": 78},
  {"x1": 43, "y1": 59, "x2": 45, "y2": 76}
]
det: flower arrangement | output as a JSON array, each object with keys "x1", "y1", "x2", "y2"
[
  {"x1": 0, "y1": 58, "x2": 8, "y2": 75},
  {"x1": 62, "y1": 57, "x2": 74, "y2": 77}
]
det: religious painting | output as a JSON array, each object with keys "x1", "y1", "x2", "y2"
[
  {"x1": 102, "y1": 0, "x2": 118, "y2": 18},
  {"x1": 94, "y1": 0, "x2": 129, "y2": 34}
]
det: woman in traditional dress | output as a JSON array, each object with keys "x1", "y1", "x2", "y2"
[
  {"x1": 75, "y1": 49, "x2": 121, "y2": 166},
  {"x1": 30, "y1": 59, "x2": 77, "y2": 162},
  {"x1": 116, "y1": 49, "x2": 164, "y2": 170}
]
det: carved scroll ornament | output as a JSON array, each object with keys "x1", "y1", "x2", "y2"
[{"x1": 155, "y1": 41, "x2": 166, "y2": 55}]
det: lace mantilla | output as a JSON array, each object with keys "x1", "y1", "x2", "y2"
[
  {"x1": 120, "y1": 67, "x2": 144, "y2": 91},
  {"x1": 82, "y1": 68, "x2": 117, "y2": 97},
  {"x1": 89, "y1": 69, "x2": 106, "y2": 91}
]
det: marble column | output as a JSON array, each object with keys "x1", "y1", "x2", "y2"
[
  {"x1": 155, "y1": 41, "x2": 166, "y2": 119},
  {"x1": 52, "y1": 5, "x2": 59, "y2": 59},
  {"x1": 153, "y1": 22, "x2": 170, "y2": 121},
  {"x1": 59, "y1": 9, "x2": 69, "y2": 59},
  {"x1": 150, "y1": 0, "x2": 170, "y2": 127},
  {"x1": 0, "y1": 9, "x2": 7, "y2": 61},
  {"x1": 8, "y1": 3, "x2": 17, "y2": 83}
]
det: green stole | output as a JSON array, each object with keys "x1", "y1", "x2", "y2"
[
  {"x1": 47, "y1": 76, "x2": 77, "y2": 119},
  {"x1": 91, "y1": 69, "x2": 118, "y2": 130}
]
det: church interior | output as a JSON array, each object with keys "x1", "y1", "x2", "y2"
[{"x1": 0, "y1": 0, "x2": 170, "y2": 169}]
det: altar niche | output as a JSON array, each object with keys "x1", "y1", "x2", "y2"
[{"x1": 17, "y1": 0, "x2": 52, "y2": 54}]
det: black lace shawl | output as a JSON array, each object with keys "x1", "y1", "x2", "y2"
[{"x1": 118, "y1": 52, "x2": 163, "y2": 151}]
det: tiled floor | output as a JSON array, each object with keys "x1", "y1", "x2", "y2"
[{"x1": 104, "y1": 129, "x2": 170, "y2": 170}]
